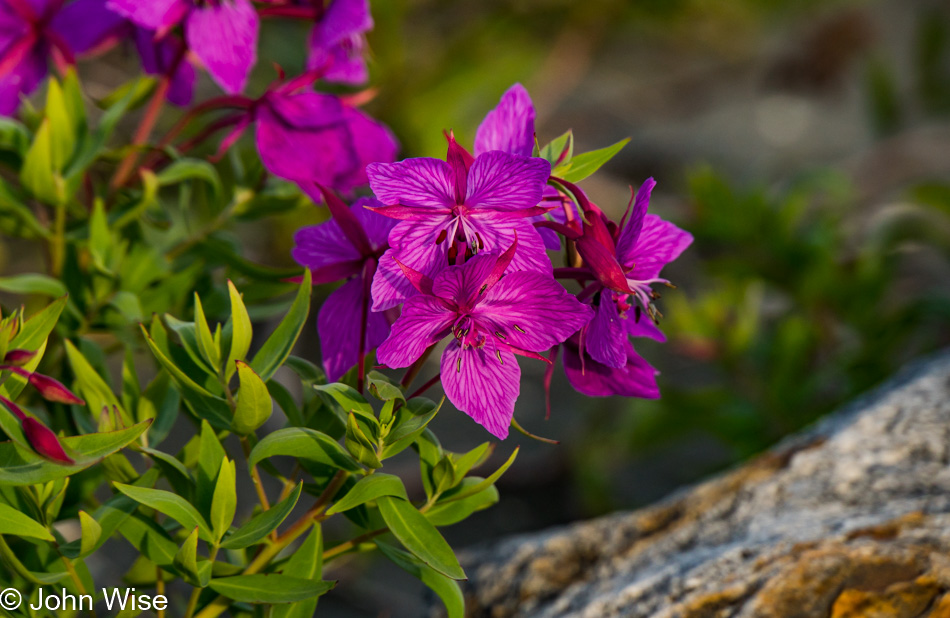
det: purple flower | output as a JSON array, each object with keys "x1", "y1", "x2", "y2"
[
  {"x1": 107, "y1": 0, "x2": 259, "y2": 94},
  {"x1": 0, "y1": 0, "x2": 117, "y2": 114},
  {"x1": 307, "y1": 0, "x2": 372, "y2": 85},
  {"x1": 292, "y1": 187, "x2": 397, "y2": 382},
  {"x1": 376, "y1": 242, "x2": 592, "y2": 439},
  {"x1": 133, "y1": 27, "x2": 195, "y2": 106},
  {"x1": 474, "y1": 83, "x2": 535, "y2": 158},
  {"x1": 255, "y1": 85, "x2": 398, "y2": 194},
  {"x1": 366, "y1": 138, "x2": 552, "y2": 312}
]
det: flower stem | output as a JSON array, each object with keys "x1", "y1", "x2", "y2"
[
  {"x1": 110, "y1": 77, "x2": 170, "y2": 190},
  {"x1": 407, "y1": 372, "x2": 441, "y2": 400},
  {"x1": 400, "y1": 347, "x2": 434, "y2": 388},
  {"x1": 322, "y1": 527, "x2": 387, "y2": 562}
]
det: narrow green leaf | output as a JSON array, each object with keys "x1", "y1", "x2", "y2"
[
  {"x1": 380, "y1": 398, "x2": 442, "y2": 459},
  {"x1": 425, "y1": 485, "x2": 499, "y2": 526},
  {"x1": 156, "y1": 158, "x2": 222, "y2": 197},
  {"x1": 193, "y1": 294, "x2": 220, "y2": 371},
  {"x1": 345, "y1": 412, "x2": 381, "y2": 469},
  {"x1": 377, "y1": 542, "x2": 464, "y2": 618},
  {"x1": 45, "y1": 79, "x2": 77, "y2": 171},
  {"x1": 117, "y1": 512, "x2": 178, "y2": 570},
  {"x1": 554, "y1": 138, "x2": 630, "y2": 183},
  {"x1": 113, "y1": 483, "x2": 213, "y2": 541},
  {"x1": 20, "y1": 120, "x2": 62, "y2": 204},
  {"x1": 64, "y1": 339, "x2": 128, "y2": 425},
  {"x1": 326, "y1": 474, "x2": 408, "y2": 515},
  {"x1": 366, "y1": 372, "x2": 405, "y2": 403},
  {"x1": 225, "y1": 281, "x2": 253, "y2": 381},
  {"x1": 221, "y1": 484, "x2": 301, "y2": 550},
  {"x1": 249, "y1": 427, "x2": 360, "y2": 472},
  {"x1": 232, "y1": 361, "x2": 272, "y2": 435},
  {"x1": 314, "y1": 382, "x2": 373, "y2": 417},
  {"x1": 273, "y1": 523, "x2": 323, "y2": 618},
  {"x1": 0, "y1": 274, "x2": 67, "y2": 297},
  {"x1": 210, "y1": 458, "x2": 236, "y2": 542},
  {"x1": 250, "y1": 271, "x2": 311, "y2": 381},
  {"x1": 197, "y1": 420, "x2": 226, "y2": 521},
  {"x1": 376, "y1": 496, "x2": 465, "y2": 580},
  {"x1": 77, "y1": 510, "x2": 102, "y2": 557},
  {"x1": 0, "y1": 503, "x2": 54, "y2": 541},
  {"x1": 174, "y1": 527, "x2": 210, "y2": 587},
  {"x1": 539, "y1": 130, "x2": 573, "y2": 167},
  {"x1": 439, "y1": 447, "x2": 519, "y2": 504},
  {"x1": 208, "y1": 574, "x2": 334, "y2": 604}
]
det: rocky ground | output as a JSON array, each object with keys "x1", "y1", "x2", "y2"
[{"x1": 462, "y1": 351, "x2": 950, "y2": 617}]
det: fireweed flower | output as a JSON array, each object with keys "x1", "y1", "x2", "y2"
[
  {"x1": 106, "y1": 0, "x2": 258, "y2": 94},
  {"x1": 0, "y1": 0, "x2": 117, "y2": 114},
  {"x1": 307, "y1": 0, "x2": 372, "y2": 84},
  {"x1": 292, "y1": 188, "x2": 396, "y2": 382},
  {"x1": 377, "y1": 242, "x2": 592, "y2": 438},
  {"x1": 132, "y1": 27, "x2": 195, "y2": 106},
  {"x1": 367, "y1": 138, "x2": 552, "y2": 311}
]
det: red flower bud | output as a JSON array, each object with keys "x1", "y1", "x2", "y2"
[
  {"x1": 0, "y1": 395, "x2": 27, "y2": 421},
  {"x1": 3, "y1": 349, "x2": 36, "y2": 366},
  {"x1": 28, "y1": 373, "x2": 85, "y2": 405},
  {"x1": 21, "y1": 417, "x2": 74, "y2": 464}
]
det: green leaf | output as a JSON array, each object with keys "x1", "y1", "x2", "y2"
[
  {"x1": 141, "y1": 326, "x2": 232, "y2": 429},
  {"x1": 208, "y1": 574, "x2": 334, "y2": 604},
  {"x1": 326, "y1": 474, "x2": 408, "y2": 515},
  {"x1": 376, "y1": 496, "x2": 465, "y2": 580},
  {"x1": 197, "y1": 420, "x2": 226, "y2": 521},
  {"x1": 221, "y1": 484, "x2": 302, "y2": 550},
  {"x1": 45, "y1": 79, "x2": 77, "y2": 171},
  {"x1": 156, "y1": 158, "x2": 222, "y2": 197},
  {"x1": 174, "y1": 527, "x2": 209, "y2": 587},
  {"x1": 314, "y1": 383, "x2": 374, "y2": 417},
  {"x1": 0, "y1": 178, "x2": 49, "y2": 238},
  {"x1": 0, "y1": 503, "x2": 54, "y2": 541},
  {"x1": 113, "y1": 483, "x2": 213, "y2": 542},
  {"x1": 273, "y1": 523, "x2": 323, "y2": 618},
  {"x1": 248, "y1": 428, "x2": 360, "y2": 472},
  {"x1": 64, "y1": 339, "x2": 129, "y2": 425},
  {"x1": 232, "y1": 361, "x2": 272, "y2": 435},
  {"x1": 210, "y1": 458, "x2": 236, "y2": 542},
  {"x1": 250, "y1": 271, "x2": 311, "y2": 381},
  {"x1": 380, "y1": 398, "x2": 442, "y2": 459},
  {"x1": 20, "y1": 120, "x2": 62, "y2": 204},
  {"x1": 0, "y1": 274, "x2": 67, "y2": 297},
  {"x1": 193, "y1": 294, "x2": 220, "y2": 371},
  {"x1": 117, "y1": 512, "x2": 178, "y2": 570},
  {"x1": 439, "y1": 447, "x2": 519, "y2": 504},
  {"x1": 77, "y1": 510, "x2": 102, "y2": 557},
  {"x1": 377, "y1": 542, "x2": 464, "y2": 618},
  {"x1": 0, "y1": 420, "x2": 150, "y2": 486},
  {"x1": 366, "y1": 372, "x2": 405, "y2": 403},
  {"x1": 345, "y1": 412, "x2": 381, "y2": 469},
  {"x1": 539, "y1": 130, "x2": 573, "y2": 167},
  {"x1": 553, "y1": 138, "x2": 629, "y2": 183},
  {"x1": 225, "y1": 281, "x2": 252, "y2": 381},
  {"x1": 425, "y1": 484, "x2": 499, "y2": 526}
]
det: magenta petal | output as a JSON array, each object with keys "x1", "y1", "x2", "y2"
[
  {"x1": 431, "y1": 252, "x2": 497, "y2": 304},
  {"x1": 627, "y1": 314, "x2": 666, "y2": 342},
  {"x1": 576, "y1": 235, "x2": 630, "y2": 293},
  {"x1": 318, "y1": 278, "x2": 390, "y2": 382},
  {"x1": 464, "y1": 219, "x2": 552, "y2": 275},
  {"x1": 624, "y1": 214, "x2": 694, "y2": 280},
  {"x1": 615, "y1": 178, "x2": 655, "y2": 263},
  {"x1": 441, "y1": 340, "x2": 520, "y2": 440},
  {"x1": 377, "y1": 295, "x2": 453, "y2": 368},
  {"x1": 21, "y1": 417, "x2": 74, "y2": 464},
  {"x1": 465, "y1": 151, "x2": 550, "y2": 212},
  {"x1": 367, "y1": 158, "x2": 456, "y2": 210},
  {"x1": 307, "y1": 0, "x2": 371, "y2": 84},
  {"x1": 474, "y1": 83, "x2": 536, "y2": 158},
  {"x1": 106, "y1": 0, "x2": 186, "y2": 29},
  {"x1": 371, "y1": 248, "x2": 421, "y2": 311},
  {"x1": 185, "y1": 0, "x2": 258, "y2": 94},
  {"x1": 477, "y1": 271, "x2": 593, "y2": 352},
  {"x1": 563, "y1": 338, "x2": 659, "y2": 399},
  {"x1": 353, "y1": 197, "x2": 397, "y2": 250},
  {"x1": 134, "y1": 28, "x2": 195, "y2": 106},
  {"x1": 586, "y1": 297, "x2": 627, "y2": 369},
  {"x1": 334, "y1": 106, "x2": 399, "y2": 192},
  {"x1": 51, "y1": 0, "x2": 126, "y2": 55},
  {"x1": 0, "y1": 47, "x2": 46, "y2": 115},
  {"x1": 292, "y1": 220, "x2": 360, "y2": 273}
]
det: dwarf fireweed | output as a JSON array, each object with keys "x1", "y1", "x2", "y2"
[{"x1": 0, "y1": 0, "x2": 688, "y2": 615}]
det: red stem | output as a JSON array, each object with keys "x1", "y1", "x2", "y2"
[{"x1": 407, "y1": 373, "x2": 441, "y2": 400}]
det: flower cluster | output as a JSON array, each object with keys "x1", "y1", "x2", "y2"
[{"x1": 295, "y1": 84, "x2": 693, "y2": 439}]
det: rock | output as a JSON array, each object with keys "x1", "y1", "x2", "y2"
[{"x1": 462, "y1": 352, "x2": 950, "y2": 617}]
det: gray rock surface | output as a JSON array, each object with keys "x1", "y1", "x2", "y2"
[{"x1": 462, "y1": 352, "x2": 950, "y2": 617}]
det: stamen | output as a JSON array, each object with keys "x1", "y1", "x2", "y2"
[
  {"x1": 456, "y1": 356, "x2": 462, "y2": 373},
  {"x1": 479, "y1": 284, "x2": 488, "y2": 295},
  {"x1": 495, "y1": 330, "x2": 506, "y2": 340},
  {"x1": 496, "y1": 350, "x2": 504, "y2": 365},
  {"x1": 514, "y1": 325, "x2": 526, "y2": 334},
  {"x1": 435, "y1": 229, "x2": 448, "y2": 245}
]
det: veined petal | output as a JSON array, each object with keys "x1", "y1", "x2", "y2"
[
  {"x1": 563, "y1": 337, "x2": 659, "y2": 399},
  {"x1": 318, "y1": 278, "x2": 390, "y2": 382},
  {"x1": 463, "y1": 218, "x2": 552, "y2": 275},
  {"x1": 441, "y1": 340, "x2": 519, "y2": 440},
  {"x1": 370, "y1": 217, "x2": 449, "y2": 310},
  {"x1": 291, "y1": 219, "x2": 360, "y2": 272},
  {"x1": 626, "y1": 314, "x2": 666, "y2": 342},
  {"x1": 185, "y1": 0, "x2": 258, "y2": 94},
  {"x1": 615, "y1": 177, "x2": 656, "y2": 266},
  {"x1": 377, "y1": 295, "x2": 453, "y2": 368},
  {"x1": 477, "y1": 271, "x2": 593, "y2": 352},
  {"x1": 466, "y1": 151, "x2": 550, "y2": 212},
  {"x1": 106, "y1": 0, "x2": 186, "y2": 30},
  {"x1": 0, "y1": 47, "x2": 45, "y2": 115},
  {"x1": 353, "y1": 197, "x2": 397, "y2": 250},
  {"x1": 335, "y1": 105, "x2": 399, "y2": 192},
  {"x1": 265, "y1": 90, "x2": 346, "y2": 131},
  {"x1": 367, "y1": 158, "x2": 456, "y2": 210},
  {"x1": 474, "y1": 83, "x2": 535, "y2": 158},
  {"x1": 432, "y1": 252, "x2": 497, "y2": 305},
  {"x1": 624, "y1": 214, "x2": 693, "y2": 280},
  {"x1": 586, "y1": 296, "x2": 627, "y2": 368}
]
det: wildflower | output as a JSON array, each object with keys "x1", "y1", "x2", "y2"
[
  {"x1": 367, "y1": 138, "x2": 552, "y2": 311},
  {"x1": 292, "y1": 188, "x2": 396, "y2": 382},
  {"x1": 0, "y1": 0, "x2": 116, "y2": 114},
  {"x1": 376, "y1": 241, "x2": 592, "y2": 438},
  {"x1": 107, "y1": 0, "x2": 259, "y2": 94},
  {"x1": 133, "y1": 27, "x2": 195, "y2": 106},
  {"x1": 306, "y1": 0, "x2": 372, "y2": 84}
]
